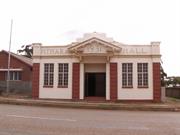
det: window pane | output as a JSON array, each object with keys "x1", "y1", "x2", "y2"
[
  {"x1": 64, "y1": 73, "x2": 68, "y2": 86},
  {"x1": 19, "y1": 72, "x2": 22, "y2": 80},
  {"x1": 138, "y1": 63, "x2": 142, "y2": 72},
  {"x1": 44, "y1": 73, "x2": 48, "y2": 85},
  {"x1": 50, "y1": 64, "x2": 54, "y2": 72},
  {"x1": 143, "y1": 73, "x2": 148, "y2": 86},
  {"x1": 122, "y1": 73, "x2": 127, "y2": 86},
  {"x1": 44, "y1": 64, "x2": 49, "y2": 72},
  {"x1": 49, "y1": 73, "x2": 54, "y2": 85},
  {"x1": 128, "y1": 74, "x2": 132, "y2": 85},
  {"x1": 128, "y1": 63, "x2": 132, "y2": 72},
  {"x1": 14, "y1": 72, "x2": 18, "y2": 80},
  {"x1": 143, "y1": 63, "x2": 148, "y2": 72},
  {"x1": 10, "y1": 72, "x2": 13, "y2": 80},
  {"x1": 64, "y1": 64, "x2": 68, "y2": 72},
  {"x1": 138, "y1": 74, "x2": 142, "y2": 86},
  {"x1": 122, "y1": 63, "x2": 127, "y2": 72},
  {"x1": 59, "y1": 64, "x2": 63, "y2": 72},
  {"x1": 58, "y1": 73, "x2": 63, "y2": 85}
]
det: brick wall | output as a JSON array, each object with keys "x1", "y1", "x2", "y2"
[
  {"x1": 0, "y1": 72, "x2": 5, "y2": 80},
  {"x1": 153, "y1": 63, "x2": 161, "y2": 102},
  {"x1": 72, "y1": 63, "x2": 80, "y2": 100},
  {"x1": 110, "y1": 63, "x2": 118, "y2": 101},
  {"x1": 32, "y1": 63, "x2": 40, "y2": 98}
]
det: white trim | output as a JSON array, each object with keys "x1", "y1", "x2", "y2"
[
  {"x1": 106, "y1": 63, "x2": 110, "y2": 100},
  {"x1": 80, "y1": 63, "x2": 84, "y2": 99},
  {"x1": 0, "y1": 69, "x2": 23, "y2": 71}
]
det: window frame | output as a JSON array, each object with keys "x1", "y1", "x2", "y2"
[
  {"x1": 58, "y1": 63, "x2": 69, "y2": 88},
  {"x1": 122, "y1": 63, "x2": 133, "y2": 88},
  {"x1": 137, "y1": 63, "x2": 149, "y2": 88},
  {"x1": 43, "y1": 63, "x2": 54, "y2": 88},
  {"x1": 6, "y1": 71, "x2": 22, "y2": 81}
]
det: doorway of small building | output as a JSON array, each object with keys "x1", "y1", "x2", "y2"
[{"x1": 85, "y1": 73, "x2": 106, "y2": 97}]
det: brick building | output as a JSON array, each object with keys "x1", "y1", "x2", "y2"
[
  {"x1": 0, "y1": 50, "x2": 32, "y2": 93},
  {"x1": 32, "y1": 32, "x2": 161, "y2": 102}
]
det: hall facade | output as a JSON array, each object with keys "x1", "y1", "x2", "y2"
[{"x1": 32, "y1": 32, "x2": 161, "y2": 102}]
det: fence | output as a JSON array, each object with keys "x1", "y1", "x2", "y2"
[
  {"x1": 166, "y1": 87, "x2": 180, "y2": 99},
  {"x1": 0, "y1": 81, "x2": 31, "y2": 95}
]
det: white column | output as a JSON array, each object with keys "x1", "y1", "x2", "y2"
[
  {"x1": 106, "y1": 62, "x2": 110, "y2": 100},
  {"x1": 80, "y1": 63, "x2": 84, "y2": 99}
]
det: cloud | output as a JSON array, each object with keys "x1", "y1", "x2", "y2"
[{"x1": 58, "y1": 30, "x2": 85, "y2": 44}]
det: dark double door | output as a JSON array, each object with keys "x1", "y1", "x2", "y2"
[{"x1": 85, "y1": 73, "x2": 106, "y2": 97}]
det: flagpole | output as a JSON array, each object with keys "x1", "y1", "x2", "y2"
[{"x1": 6, "y1": 19, "x2": 13, "y2": 94}]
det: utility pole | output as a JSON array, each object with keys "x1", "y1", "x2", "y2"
[{"x1": 6, "y1": 19, "x2": 13, "y2": 94}]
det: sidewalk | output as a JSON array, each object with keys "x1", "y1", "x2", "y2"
[{"x1": 0, "y1": 96, "x2": 180, "y2": 112}]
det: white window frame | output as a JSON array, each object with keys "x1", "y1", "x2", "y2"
[
  {"x1": 122, "y1": 63, "x2": 133, "y2": 88},
  {"x1": 58, "y1": 63, "x2": 68, "y2": 88},
  {"x1": 44, "y1": 63, "x2": 54, "y2": 87},
  {"x1": 137, "y1": 63, "x2": 148, "y2": 87}
]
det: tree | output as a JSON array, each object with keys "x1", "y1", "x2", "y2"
[
  {"x1": 166, "y1": 76, "x2": 180, "y2": 87},
  {"x1": 160, "y1": 65, "x2": 167, "y2": 87},
  {"x1": 18, "y1": 44, "x2": 33, "y2": 58}
]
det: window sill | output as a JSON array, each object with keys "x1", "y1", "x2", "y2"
[
  {"x1": 122, "y1": 86, "x2": 133, "y2": 88},
  {"x1": 58, "y1": 85, "x2": 68, "y2": 88},
  {"x1": 9, "y1": 80, "x2": 21, "y2": 81},
  {"x1": 43, "y1": 85, "x2": 53, "y2": 88},
  {"x1": 138, "y1": 86, "x2": 149, "y2": 88}
]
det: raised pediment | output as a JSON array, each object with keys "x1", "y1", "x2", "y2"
[{"x1": 68, "y1": 37, "x2": 122, "y2": 54}]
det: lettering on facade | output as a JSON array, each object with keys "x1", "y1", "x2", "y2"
[
  {"x1": 41, "y1": 48, "x2": 65, "y2": 55},
  {"x1": 39, "y1": 47, "x2": 147, "y2": 56},
  {"x1": 84, "y1": 43, "x2": 106, "y2": 53},
  {"x1": 121, "y1": 48, "x2": 147, "y2": 54}
]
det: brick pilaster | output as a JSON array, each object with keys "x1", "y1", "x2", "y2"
[
  {"x1": 110, "y1": 63, "x2": 118, "y2": 101},
  {"x1": 153, "y1": 63, "x2": 161, "y2": 102},
  {"x1": 72, "y1": 63, "x2": 80, "y2": 100},
  {"x1": 32, "y1": 63, "x2": 40, "y2": 98}
]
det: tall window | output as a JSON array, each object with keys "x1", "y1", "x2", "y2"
[
  {"x1": 137, "y1": 63, "x2": 148, "y2": 87},
  {"x1": 44, "y1": 63, "x2": 54, "y2": 87},
  {"x1": 122, "y1": 63, "x2": 133, "y2": 87},
  {"x1": 58, "y1": 63, "x2": 68, "y2": 87}
]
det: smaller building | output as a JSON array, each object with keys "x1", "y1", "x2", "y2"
[{"x1": 0, "y1": 50, "x2": 32, "y2": 93}]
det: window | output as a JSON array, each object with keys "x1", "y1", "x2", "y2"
[
  {"x1": 58, "y1": 63, "x2": 68, "y2": 87},
  {"x1": 44, "y1": 63, "x2": 54, "y2": 87},
  {"x1": 137, "y1": 63, "x2": 148, "y2": 87},
  {"x1": 122, "y1": 63, "x2": 133, "y2": 87},
  {"x1": 6, "y1": 71, "x2": 21, "y2": 81}
]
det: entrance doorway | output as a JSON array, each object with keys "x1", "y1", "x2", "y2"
[{"x1": 85, "y1": 73, "x2": 106, "y2": 97}]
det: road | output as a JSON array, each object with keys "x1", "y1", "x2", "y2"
[{"x1": 0, "y1": 104, "x2": 180, "y2": 135}]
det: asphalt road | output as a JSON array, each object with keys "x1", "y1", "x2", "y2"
[{"x1": 0, "y1": 104, "x2": 180, "y2": 135}]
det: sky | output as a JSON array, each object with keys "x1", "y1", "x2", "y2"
[{"x1": 0, "y1": 0, "x2": 179, "y2": 76}]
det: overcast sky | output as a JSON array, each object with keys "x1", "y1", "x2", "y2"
[{"x1": 0, "y1": 0, "x2": 179, "y2": 76}]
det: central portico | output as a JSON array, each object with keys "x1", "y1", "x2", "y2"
[
  {"x1": 68, "y1": 36, "x2": 121, "y2": 100},
  {"x1": 32, "y1": 32, "x2": 161, "y2": 102}
]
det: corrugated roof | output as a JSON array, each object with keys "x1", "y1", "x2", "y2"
[{"x1": 1, "y1": 50, "x2": 32, "y2": 66}]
